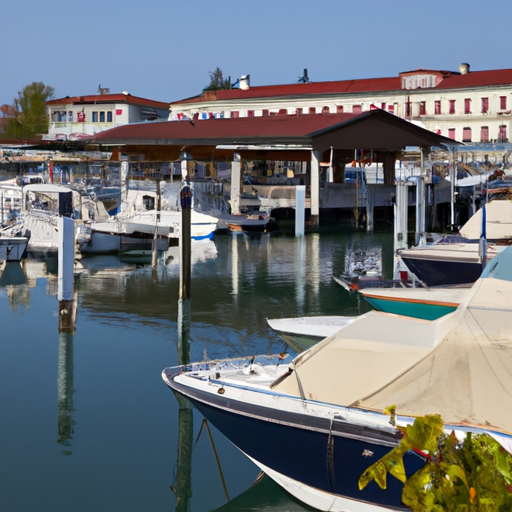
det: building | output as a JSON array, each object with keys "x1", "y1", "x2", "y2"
[
  {"x1": 45, "y1": 88, "x2": 169, "y2": 141},
  {"x1": 169, "y1": 63, "x2": 512, "y2": 152}
]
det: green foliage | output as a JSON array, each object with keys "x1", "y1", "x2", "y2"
[
  {"x1": 3, "y1": 82, "x2": 55, "y2": 139},
  {"x1": 359, "y1": 414, "x2": 512, "y2": 511},
  {"x1": 203, "y1": 67, "x2": 231, "y2": 91}
]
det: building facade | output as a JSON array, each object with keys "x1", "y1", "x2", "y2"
[
  {"x1": 45, "y1": 89, "x2": 169, "y2": 141},
  {"x1": 169, "y1": 63, "x2": 512, "y2": 149}
]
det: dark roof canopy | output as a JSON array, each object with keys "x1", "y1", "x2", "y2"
[{"x1": 91, "y1": 109, "x2": 459, "y2": 154}]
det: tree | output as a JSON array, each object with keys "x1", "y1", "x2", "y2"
[
  {"x1": 203, "y1": 67, "x2": 231, "y2": 92},
  {"x1": 359, "y1": 412, "x2": 512, "y2": 511},
  {"x1": 3, "y1": 82, "x2": 55, "y2": 139}
]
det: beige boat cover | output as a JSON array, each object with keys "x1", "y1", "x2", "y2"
[
  {"x1": 273, "y1": 250, "x2": 512, "y2": 433},
  {"x1": 459, "y1": 199, "x2": 512, "y2": 240}
]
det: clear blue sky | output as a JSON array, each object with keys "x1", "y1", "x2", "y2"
[{"x1": 2, "y1": 0, "x2": 511, "y2": 107}]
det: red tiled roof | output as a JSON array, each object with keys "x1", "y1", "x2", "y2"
[
  {"x1": 173, "y1": 77, "x2": 402, "y2": 105},
  {"x1": 90, "y1": 109, "x2": 457, "y2": 150},
  {"x1": 92, "y1": 112, "x2": 360, "y2": 143},
  {"x1": 47, "y1": 94, "x2": 169, "y2": 110},
  {"x1": 436, "y1": 68, "x2": 512, "y2": 89},
  {"x1": 173, "y1": 67, "x2": 512, "y2": 106}
]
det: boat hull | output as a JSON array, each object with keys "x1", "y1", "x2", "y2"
[
  {"x1": 164, "y1": 368, "x2": 425, "y2": 511},
  {"x1": 361, "y1": 294, "x2": 458, "y2": 320},
  {"x1": 400, "y1": 255, "x2": 483, "y2": 287},
  {"x1": 0, "y1": 237, "x2": 28, "y2": 261}
]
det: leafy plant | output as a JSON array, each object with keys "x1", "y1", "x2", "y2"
[{"x1": 359, "y1": 411, "x2": 512, "y2": 511}]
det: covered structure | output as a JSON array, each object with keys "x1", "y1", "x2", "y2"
[{"x1": 89, "y1": 109, "x2": 458, "y2": 228}]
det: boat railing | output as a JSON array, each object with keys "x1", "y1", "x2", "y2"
[
  {"x1": 175, "y1": 353, "x2": 291, "y2": 377},
  {"x1": 28, "y1": 209, "x2": 60, "y2": 226}
]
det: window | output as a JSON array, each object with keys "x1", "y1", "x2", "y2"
[
  {"x1": 381, "y1": 102, "x2": 386, "y2": 110},
  {"x1": 336, "y1": 105, "x2": 344, "y2": 113},
  {"x1": 68, "y1": 111, "x2": 73, "y2": 122},
  {"x1": 388, "y1": 104, "x2": 394, "y2": 114},
  {"x1": 231, "y1": 111, "x2": 239, "y2": 118},
  {"x1": 107, "y1": 111, "x2": 113, "y2": 122},
  {"x1": 481, "y1": 126, "x2": 489, "y2": 142},
  {"x1": 419, "y1": 101, "x2": 426, "y2": 115},
  {"x1": 500, "y1": 96, "x2": 507, "y2": 110},
  {"x1": 434, "y1": 100, "x2": 441, "y2": 114},
  {"x1": 448, "y1": 128, "x2": 456, "y2": 139},
  {"x1": 278, "y1": 108, "x2": 287, "y2": 115},
  {"x1": 449, "y1": 100, "x2": 456, "y2": 114},
  {"x1": 322, "y1": 106, "x2": 330, "y2": 114},
  {"x1": 262, "y1": 109, "x2": 269, "y2": 116},
  {"x1": 481, "y1": 97, "x2": 489, "y2": 113},
  {"x1": 247, "y1": 110, "x2": 254, "y2": 117},
  {"x1": 308, "y1": 107, "x2": 316, "y2": 114},
  {"x1": 464, "y1": 99, "x2": 471, "y2": 114},
  {"x1": 404, "y1": 102, "x2": 411, "y2": 117},
  {"x1": 92, "y1": 111, "x2": 98, "y2": 122},
  {"x1": 462, "y1": 127, "x2": 472, "y2": 142},
  {"x1": 99, "y1": 111, "x2": 105, "y2": 122},
  {"x1": 352, "y1": 105, "x2": 362, "y2": 114},
  {"x1": 499, "y1": 125, "x2": 508, "y2": 142}
]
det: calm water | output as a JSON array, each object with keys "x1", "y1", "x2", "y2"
[{"x1": 0, "y1": 228, "x2": 393, "y2": 512}]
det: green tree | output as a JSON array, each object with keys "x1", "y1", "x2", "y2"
[
  {"x1": 4, "y1": 82, "x2": 55, "y2": 139},
  {"x1": 203, "y1": 67, "x2": 231, "y2": 91}
]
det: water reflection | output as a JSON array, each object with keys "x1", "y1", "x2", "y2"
[
  {"x1": 211, "y1": 473, "x2": 316, "y2": 512},
  {"x1": 0, "y1": 229, "x2": 394, "y2": 511}
]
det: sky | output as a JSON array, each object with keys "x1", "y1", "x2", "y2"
[{"x1": 2, "y1": 0, "x2": 511, "y2": 107}]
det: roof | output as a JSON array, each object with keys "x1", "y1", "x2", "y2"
[
  {"x1": 90, "y1": 109, "x2": 458, "y2": 152},
  {"x1": 436, "y1": 68, "x2": 512, "y2": 89},
  {"x1": 173, "y1": 77, "x2": 403, "y2": 106},
  {"x1": 47, "y1": 93, "x2": 169, "y2": 110},
  {"x1": 172, "y1": 67, "x2": 512, "y2": 107}
]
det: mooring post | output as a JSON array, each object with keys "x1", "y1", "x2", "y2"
[
  {"x1": 180, "y1": 181, "x2": 192, "y2": 300},
  {"x1": 58, "y1": 216, "x2": 76, "y2": 333},
  {"x1": 295, "y1": 185, "x2": 305, "y2": 237}
]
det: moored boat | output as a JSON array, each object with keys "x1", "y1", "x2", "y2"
[{"x1": 162, "y1": 245, "x2": 512, "y2": 511}]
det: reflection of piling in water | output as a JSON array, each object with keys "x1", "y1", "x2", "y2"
[
  {"x1": 57, "y1": 331, "x2": 75, "y2": 447},
  {"x1": 173, "y1": 298, "x2": 193, "y2": 510}
]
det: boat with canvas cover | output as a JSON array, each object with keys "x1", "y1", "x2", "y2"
[{"x1": 162, "y1": 245, "x2": 512, "y2": 511}]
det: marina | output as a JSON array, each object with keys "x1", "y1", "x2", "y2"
[{"x1": 0, "y1": 229, "x2": 380, "y2": 512}]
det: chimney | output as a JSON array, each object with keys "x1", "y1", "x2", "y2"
[
  {"x1": 239, "y1": 75, "x2": 250, "y2": 90},
  {"x1": 459, "y1": 63, "x2": 470, "y2": 75}
]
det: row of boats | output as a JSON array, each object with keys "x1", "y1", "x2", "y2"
[
  {"x1": 0, "y1": 179, "x2": 275, "y2": 263},
  {"x1": 162, "y1": 198, "x2": 512, "y2": 511}
]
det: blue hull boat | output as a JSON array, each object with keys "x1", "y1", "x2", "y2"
[{"x1": 163, "y1": 246, "x2": 512, "y2": 511}]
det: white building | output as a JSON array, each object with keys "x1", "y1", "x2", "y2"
[
  {"x1": 45, "y1": 89, "x2": 169, "y2": 141},
  {"x1": 169, "y1": 63, "x2": 512, "y2": 149}
]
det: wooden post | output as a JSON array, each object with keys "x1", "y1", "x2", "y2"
[{"x1": 179, "y1": 183, "x2": 192, "y2": 300}]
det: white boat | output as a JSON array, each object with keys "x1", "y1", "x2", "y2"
[
  {"x1": 0, "y1": 236, "x2": 28, "y2": 262},
  {"x1": 267, "y1": 315, "x2": 357, "y2": 352},
  {"x1": 162, "y1": 245, "x2": 512, "y2": 512},
  {"x1": 4, "y1": 184, "x2": 103, "y2": 253},
  {"x1": 79, "y1": 209, "x2": 219, "y2": 255}
]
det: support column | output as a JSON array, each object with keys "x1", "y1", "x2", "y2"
[
  {"x1": 310, "y1": 150, "x2": 321, "y2": 230},
  {"x1": 394, "y1": 181, "x2": 409, "y2": 280},
  {"x1": 295, "y1": 185, "x2": 305, "y2": 237},
  {"x1": 230, "y1": 154, "x2": 241, "y2": 215},
  {"x1": 408, "y1": 177, "x2": 426, "y2": 246}
]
